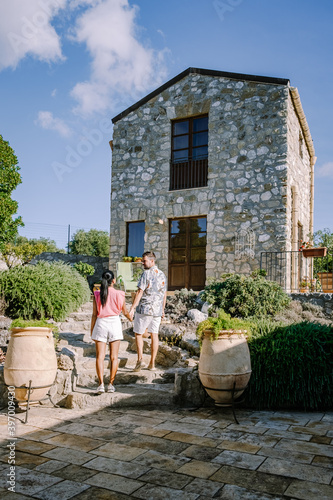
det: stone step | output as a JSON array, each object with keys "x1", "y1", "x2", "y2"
[
  {"x1": 67, "y1": 312, "x2": 92, "y2": 322},
  {"x1": 64, "y1": 383, "x2": 175, "y2": 409},
  {"x1": 75, "y1": 363, "x2": 175, "y2": 389}
]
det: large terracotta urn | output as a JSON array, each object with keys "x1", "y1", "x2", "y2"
[
  {"x1": 4, "y1": 327, "x2": 57, "y2": 402},
  {"x1": 199, "y1": 330, "x2": 251, "y2": 406}
]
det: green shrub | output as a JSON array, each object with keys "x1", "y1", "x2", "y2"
[
  {"x1": 196, "y1": 309, "x2": 250, "y2": 346},
  {"x1": 73, "y1": 261, "x2": 95, "y2": 278},
  {"x1": 0, "y1": 261, "x2": 91, "y2": 321},
  {"x1": 201, "y1": 273, "x2": 290, "y2": 318},
  {"x1": 245, "y1": 321, "x2": 333, "y2": 410}
]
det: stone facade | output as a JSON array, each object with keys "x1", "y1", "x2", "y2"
[{"x1": 110, "y1": 68, "x2": 315, "y2": 288}]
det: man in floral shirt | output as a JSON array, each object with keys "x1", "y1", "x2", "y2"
[{"x1": 129, "y1": 251, "x2": 167, "y2": 371}]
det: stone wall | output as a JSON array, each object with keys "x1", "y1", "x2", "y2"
[
  {"x1": 110, "y1": 72, "x2": 312, "y2": 284},
  {"x1": 290, "y1": 292, "x2": 333, "y2": 318},
  {"x1": 30, "y1": 252, "x2": 109, "y2": 288}
]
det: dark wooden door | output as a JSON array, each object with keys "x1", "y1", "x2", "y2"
[{"x1": 169, "y1": 216, "x2": 206, "y2": 291}]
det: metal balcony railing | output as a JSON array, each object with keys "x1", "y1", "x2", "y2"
[{"x1": 169, "y1": 157, "x2": 208, "y2": 191}]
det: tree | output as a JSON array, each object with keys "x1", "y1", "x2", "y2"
[
  {"x1": 0, "y1": 236, "x2": 65, "y2": 268},
  {"x1": 312, "y1": 228, "x2": 333, "y2": 274},
  {"x1": 0, "y1": 135, "x2": 23, "y2": 250},
  {"x1": 69, "y1": 229, "x2": 109, "y2": 257}
]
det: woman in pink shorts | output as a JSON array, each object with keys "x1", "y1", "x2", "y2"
[{"x1": 91, "y1": 270, "x2": 132, "y2": 394}]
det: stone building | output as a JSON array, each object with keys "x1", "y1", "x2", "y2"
[{"x1": 109, "y1": 67, "x2": 315, "y2": 291}]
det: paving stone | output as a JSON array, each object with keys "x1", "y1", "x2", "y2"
[
  {"x1": 213, "y1": 450, "x2": 266, "y2": 470},
  {"x1": 132, "y1": 483, "x2": 199, "y2": 499},
  {"x1": 176, "y1": 459, "x2": 221, "y2": 479},
  {"x1": 205, "y1": 429, "x2": 245, "y2": 441},
  {"x1": 0, "y1": 492, "x2": 32, "y2": 499},
  {"x1": 84, "y1": 471, "x2": 143, "y2": 495},
  {"x1": 292, "y1": 423, "x2": 332, "y2": 436},
  {"x1": 275, "y1": 439, "x2": 333, "y2": 458},
  {"x1": 155, "y1": 420, "x2": 210, "y2": 437},
  {"x1": 23, "y1": 429, "x2": 62, "y2": 442},
  {"x1": 52, "y1": 464, "x2": 98, "y2": 482},
  {"x1": 83, "y1": 455, "x2": 150, "y2": 479},
  {"x1": 216, "y1": 484, "x2": 287, "y2": 499},
  {"x1": 70, "y1": 485, "x2": 130, "y2": 499},
  {"x1": 124, "y1": 433, "x2": 189, "y2": 454},
  {"x1": 32, "y1": 479, "x2": 90, "y2": 499},
  {"x1": 15, "y1": 439, "x2": 56, "y2": 455},
  {"x1": 111, "y1": 414, "x2": 166, "y2": 427},
  {"x1": 93, "y1": 442, "x2": 146, "y2": 461},
  {"x1": 227, "y1": 424, "x2": 269, "y2": 435},
  {"x1": 310, "y1": 436, "x2": 332, "y2": 445},
  {"x1": 312, "y1": 455, "x2": 333, "y2": 469},
  {"x1": 34, "y1": 459, "x2": 69, "y2": 473},
  {"x1": 236, "y1": 433, "x2": 279, "y2": 448},
  {"x1": 218, "y1": 440, "x2": 260, "y2": 454},
  {"x1": 138, "y1": 467, "x2": 192, "y2": 489},
  {"x1": 257, "y1": 447, "x2": 313, "y2": 464},
  {"x1": 258, "y1": 457, "x2": 333, "y2": 484},
  {"x1": 133, "y1": 425, "x2": 171, "y2": 438},
  {"x1": 133, "y1": 449, "x2": 190, "y2": 471},
  {"x1": 284, "y1": 479, "x2": 333, "y2": 500},
  {"x1": 179, "y1": 416, "x2": 218, "y2": 427},
  {"x1": 184, "y1": 477, "x2": 224, "y2": 496},
  {"x1": 9, "y1": 451, "x2": 50, "y2": 469},
  {"x1": 265, "y1": 429, "x2": 312, "y2": 441},
  {"x1": 42, "y1": 447, "x2": 94, "y2": 465},
  {"x1": 210, "y1": 465, "x2": 292, "y2": 496},
  {"x1": 0, "y1": 465, "x2": 62, "y2": 495},
  {"x1": 165, "y1": 432, "x2": 219, "y2": 447},
  {"x1": 180, "y1": 444, "x2": 221, "y2": 461},
  {"x1": 44, "y1": 433, "x2": 102, "y2": 452}
]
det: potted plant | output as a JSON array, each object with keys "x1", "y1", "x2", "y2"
[
  {"x1": 299, "y1": 277, "x2": 310, "y2": 292},
  {"x1": 299, "y1": 241, "x2": 327, "y2": 258},
  {"x1": 4, "y1": 319, "x2": 58, "y2": 403},
  {"x1": 122, "y1": 256, "x2": 133, "y2": 262},
  {"x1": 133, "y1": 256, "x2": 142, "y2": 262},
  {"x1": 196, "y1": 310, "x2": 252, "y2": 406}
]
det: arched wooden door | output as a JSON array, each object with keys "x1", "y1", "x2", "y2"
[{"x1": 168, "y1": 216, "x2": 206, "y2": 291}]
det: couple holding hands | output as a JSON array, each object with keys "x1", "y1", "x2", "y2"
[{"x1": 90, "y1": 251, "x2": 167, "y2": 394}]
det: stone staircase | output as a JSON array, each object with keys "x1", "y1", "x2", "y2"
[{"x1": 52, "y1": 301, "x2": 204, "y2": 409}]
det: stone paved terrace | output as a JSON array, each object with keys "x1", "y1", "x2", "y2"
[{"x1": 0, "y1": 404, "x2": 332, "y2": 499}]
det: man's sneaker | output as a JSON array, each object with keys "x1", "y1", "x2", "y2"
[
  {"x1": 107, "y1": 383, "x2": 115, "y2": 393},
  {"x1": 133, "y1": 360, "x2": 146, "y2": 372},
  {"x1": 96, "y1": 384, "x2": 105, "y2": 394}
]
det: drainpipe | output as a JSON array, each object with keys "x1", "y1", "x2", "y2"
[{"x1": 291, "y1": 186, "x2": 298, "y2": 292}]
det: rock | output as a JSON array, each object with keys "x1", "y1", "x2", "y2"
[
  {"x1": 187, "y1": 309, "x2": 208, "y2": 323},
  {"x1": 201, "y1": 302, "x2": 212, "y2": 314},
  {"x1": 57, "y1": 352, "x2": 74, "y2": 370}
]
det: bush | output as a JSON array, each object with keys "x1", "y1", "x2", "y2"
[
  {"x1": 73, "y1": 261, "x2": 95, "y2": 279},
  {"x1": 0, "y1": 261, "x2": 91, "y2": 321},
  {"x1": 196, "y1": 309, "x2": 250, "y2": 346},
  {"x1": 245, "y1": 321, "x2": 333, "y2": 410},
  {"x1": 201, "y1": 273, "x2": 290, "y2": 318}
]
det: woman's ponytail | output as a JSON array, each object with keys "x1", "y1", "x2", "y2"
[{"x1": 100, "y1": 270, "x2": 114, "y2": 307}]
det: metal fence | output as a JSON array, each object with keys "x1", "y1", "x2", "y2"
[
  {"x1": 260, "y1": 251, "x2": 333, "y2": 293},
  {"x1": 169, "y1": 157, "x2": 208, "y2": 191}
]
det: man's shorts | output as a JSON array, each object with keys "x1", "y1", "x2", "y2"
[
  {"x1": 92, "y1": 316, "x2": 123, "y2": 343},
  {"x1": 133, "y1": 312, "x2": 161, "y2": 335}
]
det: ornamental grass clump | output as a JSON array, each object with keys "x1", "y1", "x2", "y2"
[
  {"x1": 201, "y1": 273, "x2": 290, "y2": 318},
  {"x1": 196, "y1": 309, "x2": 250, "y2": 346},
  {"x1": 0, "y1": 261, "x2": 91, "y2": 321},
  {"x1": 245, "y1": 321, "x2": 333, "y2": 410}
]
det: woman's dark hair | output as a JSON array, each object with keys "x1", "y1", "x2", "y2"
[{"x1": 100, "y1": 270, "x2": 114, "y2": 307}]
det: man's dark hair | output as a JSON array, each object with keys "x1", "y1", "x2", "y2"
[{"x1": 142, "y1": 251, "x2": 156, "y2": 259}]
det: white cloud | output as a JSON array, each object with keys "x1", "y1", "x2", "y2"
[
  {"x1": 315, "y1": 162, "x2": 333, "y2": 179},
  {"x1": 70, "y1": 0, "x2": 168, "y2": 115},
  {"x1": 0, "y1": 0, "x2": 67, "y2": 70},
  {"x1": 35, "y1": 110, "x2": 72, "y2": 137}
]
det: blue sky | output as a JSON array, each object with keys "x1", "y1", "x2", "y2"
[{"x1": 0, "y1": 0, "x2": 332, "y2": 248}]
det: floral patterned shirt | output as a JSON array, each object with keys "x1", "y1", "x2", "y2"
[{"x1": 136, "y1": 265, "x2": 167, "y2": 316}]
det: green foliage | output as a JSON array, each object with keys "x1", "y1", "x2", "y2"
[
  {"x1": 69, "y1": 229, "x2": 109, "y2": 257},
  {"x1": 196, "y1": 309, "x2": 250, "y2": 345},
  {"x1": 1, "y1": 236, "x2": 65, "y2": 268},
  {"x1": 245, "y1": 321, "x2": 333, "y2": 410},
  {"x1": 0, "y1": 134, "x2": 23, "y2": 250},
  {"x1": 201, "y1": 273, "x2": 290, "y2": 318},
  {"x1": 0, "y1": 261, "x2": 91, "y2": 321},
  {"x1": 73, "y1": 261, "x2": 95, "y2": 278},
  {"x1": 10, "y1": 318, "x2": 58, "y2": 332},
  {"x1": 312, "y1": 228, "x2": 333, "y2": 274}
]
